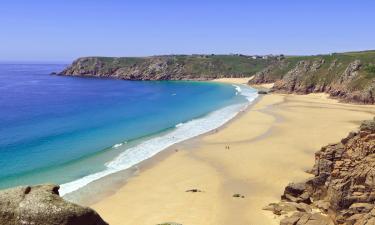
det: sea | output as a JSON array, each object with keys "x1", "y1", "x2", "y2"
[{"x1": 0, "y1": 63, "x2": 258, "y2": 197}]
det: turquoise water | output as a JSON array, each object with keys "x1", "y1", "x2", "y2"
[{"x1": 0, "y1": 64, "x2": 257, "y2": 193}]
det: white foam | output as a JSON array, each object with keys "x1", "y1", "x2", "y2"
[
  {"x1": 112, "y1": 143, "x2": 123, "y2": 148},
  {"x1": 233, "y1": 85, "x2": 241, "y2": 96},
  {"x1": 60, "y1": 85, "x2": 258, "y2": 196},
  {"x1": 175, "y1": 123, "x2": 184, "y2": 128},
  {"x1": 233, "y1": 84, "x2": 258, "y2": 102},
  {"x1": 233, "y1": 85, "x2": 241, "y2": 93}
]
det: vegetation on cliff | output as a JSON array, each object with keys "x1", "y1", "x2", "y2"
[
  {"x1": 250, "y1": 50, "x2": 375, "y2": 104},
  {"x1": 60, "y1": 50, "x2": 375, "y2": 103},
  {"x1": 59, "y1": 54, "x2": 278, "y2": 80}
]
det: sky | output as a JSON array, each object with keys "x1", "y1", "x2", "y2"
[{"x1": 0, "y1": 0, "x2": 374, "y2": 62}]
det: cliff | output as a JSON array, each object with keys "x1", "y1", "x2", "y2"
[
  {"x1": 59, "y1": 51, "x2": 375, "y2": 104},
  {"x1": 249, "y1": 51, "x2": 375, "y2": 104},
  {"x1": 264, "y1": 118, "x2": 375, "y2": 225},
  {"x1": 0, "y1": 184, "x2": 107, "y2": 225},
  {"x1": 58, "y1": 55, "x2": 278, "y2": 80}
]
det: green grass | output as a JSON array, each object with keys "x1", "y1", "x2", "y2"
[
  {"x1": 70, "y1": 51, "x2": 375, "y2": 92},
  {"x1": 364, "y1": 63, "x2": 375, "y2": 74},
  {"x1": 267, "y1": 51, "x2": 375, "y2": 87},
  {"x1": 76, "y1": 54, "x2": 278, "y2": 78}
]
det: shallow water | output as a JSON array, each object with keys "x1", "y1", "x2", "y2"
[{"x1": 0, "y1": 63, "x2": 257, "y2": 194}]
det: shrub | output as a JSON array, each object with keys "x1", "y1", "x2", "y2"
[{"x1": 364, "y1": 63, "x2": 375, "y2": 73}]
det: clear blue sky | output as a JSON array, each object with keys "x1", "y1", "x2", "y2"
[{"x1": 1, "y1": 0, "x2": 374, "y2": 62}]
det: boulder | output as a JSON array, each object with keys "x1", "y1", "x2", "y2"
[
  {"x1": 263, "y1": 202, "x2": 312, "y2": 215},
  {"x1": 157, "y1": 223, "x2": 182, "y2": 225},
  {"x1": 280, "y1": 212, "x2": 333, "y2": 225},
  {"x1": 258, "y1": 90, "x2": 268, "y2": 94},
  {"x1": 185, "y1": 189, "x2": 202, "y2": 193},
  {"x1": 0, "y1": 184, "x2": 108, "y2": 225},
  {"x1": 284, "y1": 182, "x2": 306, "y2": 197},
  {"x1": 232, "y1": 193, "x2": 245, "y2": 198}
]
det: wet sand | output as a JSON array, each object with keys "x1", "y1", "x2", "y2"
[{"x1": 91, "y1": 78, "x2": 375, "y2": 225}]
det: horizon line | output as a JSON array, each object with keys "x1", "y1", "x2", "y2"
[{"x1": 1, "y1": 49, "x2": 374, "y2": 63}]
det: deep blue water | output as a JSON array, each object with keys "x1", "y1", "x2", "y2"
[{"x1": 0, "y1": 64, "x2": 251, "y2": 191}]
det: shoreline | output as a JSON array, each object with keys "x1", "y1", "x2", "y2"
[
  {"x1": 88, "y1": 77, "x2": 375, "y2": 224},
  {"x1": 63, "y1": 78, "x2": 259, "y2": 205}
]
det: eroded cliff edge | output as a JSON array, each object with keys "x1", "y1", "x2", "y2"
[
  {"x1": 59, "y1": 51, "x2": 375, "y2": 104},
  {"x1": 58, "y1": 55, "x2": 278, "y2": 80},
  {"x1": 250, "y1": 51, "x2": 375, "y2": 104},
  {"x1": 264, "y1": 118, "x2": 375, "y2": 225}
]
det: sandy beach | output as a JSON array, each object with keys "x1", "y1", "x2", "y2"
[
  {"x1": 90, "y1": 78, "x2": 375, "y2": 225},
  {"x1": 212, "y1": 77, "x2": 254, "y2": 84}
]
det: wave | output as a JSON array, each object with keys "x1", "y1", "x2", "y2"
[
  {"x1": 233, "y1": 85, "x2": 241, "y2": 96},
  {"x1": 175, "y1": 123, "x2": 184, "y2": 128},
  {"x1": 112, "y1": 143, "x2": 123, "y2": 148},
  {"x1": 233, "y1": 84, "x2": 258, "y2": 102},
  {"x1": 59, "y1": 85, "x2": 258, "y2": 196}
]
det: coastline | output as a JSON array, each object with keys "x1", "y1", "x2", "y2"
[
  {"x1": 62, "y1": 78, "x2": 258, "y2": 203},
  {"x1": 88, "y1": 78, "x2": 375, "y2": 225}
]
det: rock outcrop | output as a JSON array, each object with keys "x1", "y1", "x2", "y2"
[
  {"x1": 58, "y1": 51, "x2": 375, "y2": 104},
  {"x1": 264, "y1": 118, "x2": 375, "y2": 224},
  {"x1": 267, "y1": 58, "x2": 375, "y2": 104},
  {"x1": 272, "y1": 59, "x2": 326, "y2": 94},
  {"x1": 249, "y1": 60, "x2": 289, "y2": 84},
  {"x1": 249, "y1": 51, "x2": 375, "y2": 104},
  {"x1": 0, "y1": 184, "x2": 108, "y2": 225},
  {"x1": 58, "y1": 55, "x2": 277, "y2": 81}
]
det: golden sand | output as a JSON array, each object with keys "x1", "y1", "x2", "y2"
[
  {"x1": 91, "y1": 79, "x2": 375, "y2": 225},
  {"x1": 212, "y1": 77, "x2": 253, "y2": 84}
]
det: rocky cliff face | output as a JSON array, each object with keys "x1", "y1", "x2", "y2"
[
  {"x1": 264, "y1": 118, "x2": 375, "y2": 225},
  {"x1": 59, "y1": 55, "x2": 277, "y2": 80},
  {"x1": 249, "y1": 51, "x2": 375, "y2": 104},
  {"x1": 0, "y1": 184, "x2": 107, "y2": 225},
  {"x1": 60, "y1": 57, "x2": 187, "y2": 80},
  {"x1": 59, "y1": 51, "x2": 375, "y2": 104}
]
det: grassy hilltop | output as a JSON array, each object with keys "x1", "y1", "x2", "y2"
[
  {"x1": 59, "y1": 51, "x2": 375, "y2": 103},
  {"x1": 250, "y1": 50, "x2": 375, "y2": 103},
  {"x1": 59, "y1": 54, "x2": 280, "y2": 80}
]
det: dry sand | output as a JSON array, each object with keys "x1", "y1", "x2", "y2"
[
  {"x1": 91, "y1": 78, "x2": 375, "y2": 225},
  {"x1": 212, "y1": 77, "x2": 253, "y2": 84}
]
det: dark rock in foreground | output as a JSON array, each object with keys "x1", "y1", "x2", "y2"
[
  {"x1": 264, "y1": 118, "x2": 375, "y2": 224},
  {"x1": 257, "y1": 90, "x2": 268, "y2": 95},
  {"x1": 157, "y1": 223, "x2": 182, "y2": 225},
  {"x1": 0, "y1": 184, "x2": 108, "y2": 225},
  {"x1": 185, "y1": 189, "x2": 202, "y2": 193},
  {"x1": 233, "y1": 193, "x2": 245, "y2": 198}
]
